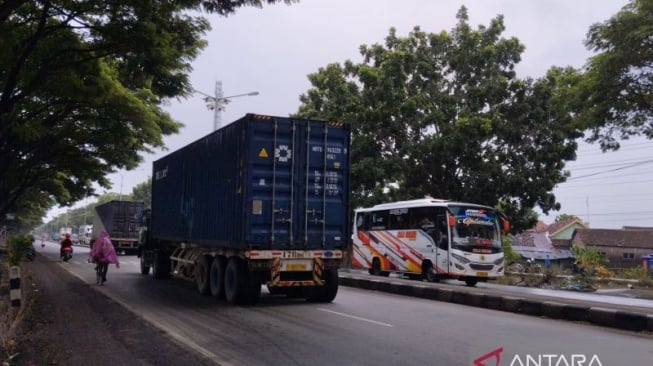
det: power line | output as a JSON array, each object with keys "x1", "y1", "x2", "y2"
[
  {"x1": 560, "y1": 177, "x2": 653, "y2": 188},
  {"x1": 566, "y1": 159, "x2": 653, "y2": 181},
  {"x1": 574, "y1": 141, "x2": 653, "y2": 156},
  {"x1": 568, "y1": 157, "x2": 653, "y2": 171}
]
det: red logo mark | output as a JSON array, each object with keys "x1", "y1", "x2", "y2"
[{"x1": 473, "y1": 347, "x2": 503, "y2": 366}]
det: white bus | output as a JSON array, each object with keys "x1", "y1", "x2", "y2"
[{"x1": 351, "y1": 198, "x2": 509, "y2": 286}]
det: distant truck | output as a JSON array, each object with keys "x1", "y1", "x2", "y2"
[
  {"x1": 92, "y1": 200, "x2": 144, "y2": 254},
  {"x1": 138, "y1": 114, "x2": 351, "y2": 305},
  {"x1": 77, "y1": 224, "x2": 93, "y2": 246},
  {"x1": 59, "y1": 227, "x2": 72, "y2": 238}
]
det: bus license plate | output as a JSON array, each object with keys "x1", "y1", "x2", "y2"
[
  {"x1": 477, "y1": 271, "x2": 489, "y2": 277},
  {"x1": 282, "y1": 260, "x2": 313, "y2": 271}
]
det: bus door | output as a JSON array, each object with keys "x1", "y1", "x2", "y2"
[
  {"x1": 410, "y1": 207, "x2": 447, "y2": 274},
  {"x1": 433, "y1": 210, "x2": 450, "y2": 275}
]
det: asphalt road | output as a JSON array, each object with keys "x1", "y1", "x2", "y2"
[{"x1": 35, "y1": 241, "x2": 653, "y2": 365}]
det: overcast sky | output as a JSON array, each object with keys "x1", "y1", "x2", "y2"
[{"x1": 48, "y1": 0, "x2": 653, "y2": 229}]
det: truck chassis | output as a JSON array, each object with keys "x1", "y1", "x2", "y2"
[{"x1": 139, "y1": 245, "x2": 342, "y2": 305}]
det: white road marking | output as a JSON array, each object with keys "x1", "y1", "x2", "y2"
[{"x1": 317, "y1": 308, "x2": 394, "y2": 327}]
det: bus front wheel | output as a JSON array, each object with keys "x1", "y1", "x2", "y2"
[{"x1": 464, "y1": 278, "x2": 478, "y2": 287}]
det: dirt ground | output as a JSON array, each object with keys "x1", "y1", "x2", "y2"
[{"x1": 2, "y1": 254, "x2": 215, "y2": 366}]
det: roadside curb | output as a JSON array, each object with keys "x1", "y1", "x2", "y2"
[{"x1": 338, "y1": 274, "x2": 653, "y2": 332}]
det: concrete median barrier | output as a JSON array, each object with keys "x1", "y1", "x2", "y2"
[
  {"x1": 614, "y1": 311, "x2": 648, "y2": 331},
  {"x1": 437, "y1": 288, "x2": 453, "y2": 302},
  {"x1": 520, "y1": 299, "x2": 543, "y2": 316},
  {"x1": 338, "y1": 273, "x2": 653, "y2": 332},
  {"x1": 389, "y1": 281, "x2": 413, "y2": 296},
  {"x1": 540, "y1": 301, "x2": 566, "y2": 319},
  {"x1": 501, "y1": 296, "x2": 522, "y2": 313},
  {"x1": 481, "y1": 294, "x2": 503, "y2": 310},
  {"x1": 588, "y1": 307, "x2": 617, "y2": 328},
  {"x1": 561, "y1": 304, "x2": 590, "y2": 322}
]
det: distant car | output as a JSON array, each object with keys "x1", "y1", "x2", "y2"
[{"x1": 71, "y1": 233, "x2": 79, "y2": 245}]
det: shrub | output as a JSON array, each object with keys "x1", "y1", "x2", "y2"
[
  {"x1": 594, "y1": 265, "x2": 615, "y2": 278},
  {"x1": 617, "y1": 266, "x2": 651, "y2": 281},
  {"x1": 6, "y1": 234, "x2": 33, "y2": 266}
]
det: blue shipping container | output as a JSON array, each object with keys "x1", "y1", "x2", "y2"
[{"x1": 151, "y1": 114, "x2": 350, "y2": 251}]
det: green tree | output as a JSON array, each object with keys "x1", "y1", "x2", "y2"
[
  {"x1": 554, "y1": 214, "x2": 582, "y2": 223},
  {"x1": 0, "y1": 0, "x2": 295, "y2": 221},
  {"x1": 295, "y1": 7, "x2": 581, "y2": 231},
  {"x1": 131, "y1": 178, "x2": 152, "y2": 208},
  {"x1": 577, "y1": 0, "x2": 653, "y2": 149}
]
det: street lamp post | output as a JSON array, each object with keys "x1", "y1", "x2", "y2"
[
  {"x1": 193, "y1": 81, "x2": 259, "y2": 131},
  {"x1": 118, "y1": 172, "x2": 124, "y2": 201}
]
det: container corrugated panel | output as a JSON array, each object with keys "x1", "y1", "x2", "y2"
[
  {"x1": 94, "y1": 200, "x2": 144, "y2": 239},
  {"x1": 151, "y1": 114, "x2": 351, "y2": 251}
]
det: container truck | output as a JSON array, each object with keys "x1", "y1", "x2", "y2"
[
  {"x1": 92, "y1": 200, "x2": 144, "y2": 254},
  {"x1": 138, "y1": 113, "x2": 351, "y2": 305},
  {"x1": 77, "y1": 224, "x2": 93, "y2": 246}
]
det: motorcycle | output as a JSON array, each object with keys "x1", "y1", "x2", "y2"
[
  {"x1": 61, "y1": 246, "x2": 73, "y2": 262},
  {"x1": 41, "y1": 239, "x2": 45, "y2": 248}
]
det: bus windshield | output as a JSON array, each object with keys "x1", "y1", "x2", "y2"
[{"x1": 449, "y1": 205, "x2": 502, "y2": 253}]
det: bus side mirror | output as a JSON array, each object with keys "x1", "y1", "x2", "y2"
[
  {"x1": 501, "y1": 219, "x2": 510, "y2": 233},
  {"x1": 448, "y1": 216, "x2": 456, "y2": 227}
]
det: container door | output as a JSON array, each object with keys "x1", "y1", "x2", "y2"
[
  {"x1": 295, "y1": 120, "x2": 350, "y2": 250},
  {"x1": 248, "y1": 117, "x2": 296, "y2": 247},
  {"x1": 247, "y1": 117, "x2": 350, "y2": 250}
]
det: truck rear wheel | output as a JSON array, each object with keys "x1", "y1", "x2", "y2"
[
  {"x1": 305, "y1": 269, "x2": 339, "y2": 303},
  {"x1": 195, "y1": 255, "x2": 213, "y2": 296},
  {"x1": 140, "y1": 255, "x2": 151, "y2": 275},
  {"x1": 224, "y1": 257, "x2": 246, "y2": 304},
  {"x1": 209, "y1": 256, "x2": 227, "y2": 299},
  {"x1": 243, "y1": 276, "x2": 261, "y2": 305},
  {"x1": 153, "y1": 250, "x2": 171, "y2": 279}
]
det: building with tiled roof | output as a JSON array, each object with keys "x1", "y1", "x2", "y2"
[
  {"x1": 571, "y1": 228, "x2": 653, "y2": 269},
  {"x1": 547, "y1": 219, "x2": 587, "y2": 248}
]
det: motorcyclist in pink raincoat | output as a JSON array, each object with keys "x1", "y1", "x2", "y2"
[{"x1": 90, "y1": 231, "x2": 120, "y2": 284}]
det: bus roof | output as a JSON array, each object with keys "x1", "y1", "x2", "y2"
[{"x1": 354, "y1": 198, "x2": 496, "y2": 212}]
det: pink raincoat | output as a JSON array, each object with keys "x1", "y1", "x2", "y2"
[{"x1": 90, "y1": 231, "x2": 120, "y2": 268}]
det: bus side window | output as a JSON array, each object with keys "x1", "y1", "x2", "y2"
[
  {"x1": 389, "y1": 211, "x2": 409, "y2": 230},
  {"x1": 370, "y1": 211, "x2": 388, "y2": 230}
]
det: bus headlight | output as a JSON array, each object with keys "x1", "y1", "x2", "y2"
[
  {"x1": 494, "y1": 257, "x2": 504, "y2": 265},
  {"x1": 450, "y1": 253, "x2": 470, "y2": 264}
]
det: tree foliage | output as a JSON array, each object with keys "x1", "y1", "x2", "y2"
[
  {"x1": 0, "y1": 0, "x2": 295, "y2": 223},
  {"x1": 131, "y1": 178, "x2": 152, "y2": 208},
  {"x1": 554, "y1": 213, "x2": 582, "y2": 223},
  {"x1": 294, "y1": 7, "x2": 582, "y2": 232},
  {"x1": 577, "y1": 0, "x2": 653, "y2": 150}
]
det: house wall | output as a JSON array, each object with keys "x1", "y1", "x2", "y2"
[{"x1": 576, "y1": 243, "x2": 648, "y2": 269}]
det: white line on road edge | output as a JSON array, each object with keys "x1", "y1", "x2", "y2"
[
  {"x1": 62, "y1": 261, "x2": 230, "y2": 365},
  {"x1": 318, "y1": 308, "x2": 394, "y2": 327}
]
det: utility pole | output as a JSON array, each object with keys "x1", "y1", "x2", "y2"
[{"x1": 213, "y1": 81, "x2": 224, "y2": 131}]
